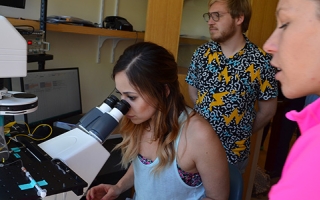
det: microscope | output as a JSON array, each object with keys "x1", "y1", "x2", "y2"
[
  {"x1": 38, "y1": 95, "x2": 130, "y2": 200},
  {"x1": 0, "y1": 15, "x2": 130, "y2": 200},
  {"x1": 0, "y1": 15, "x2": 38, "y2": 160}
]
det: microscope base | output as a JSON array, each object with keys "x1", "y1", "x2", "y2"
[{"x1": 39, "y1": 128, "x2": 110, "y2": 198}]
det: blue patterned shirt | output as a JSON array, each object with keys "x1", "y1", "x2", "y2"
[{"x1": 186, "y1": 35, "x2": 278, "y2": 164}]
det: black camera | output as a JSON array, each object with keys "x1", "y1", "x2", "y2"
[{"x1": 103, "y1": 16, "x2": 133, "y2": 31}]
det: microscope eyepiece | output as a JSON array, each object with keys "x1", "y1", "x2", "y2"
[
  {"x1": 104, "y1": 95, "x2": 119, "y2": 108},
  {"x1": 115, "y1": 99, "x2": 130, "y2": 115},
  {"x1": 88, "y1": 99, "x2": 130, "y2": 143}
]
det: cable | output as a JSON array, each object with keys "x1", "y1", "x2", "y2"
[
  {"x1": 5, "y1": 123, "x2": 53, "y2": 146},
  {"x1": 30, "y1": 124, "x2": 53, "y2": 140},
  {"x1": 14, "y1": 25, "x2": 35, "y2": 35},
  {"x1": 0, "y1": 159, "x2": 23, "y2": 168}
]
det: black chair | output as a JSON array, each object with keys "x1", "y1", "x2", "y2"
[{"x1": 228, "y1": 163, "x2": 244, "y2": 200}]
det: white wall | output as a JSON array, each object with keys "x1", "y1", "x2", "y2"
[
  {"x1": 179, "y1": 0, "x2": 209, "y2": 68},
  {"x1": 0, "y1": 0, "x2": 209, "y2": 112}
]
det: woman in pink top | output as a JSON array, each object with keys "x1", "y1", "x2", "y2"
[{"x1": 263, "y1": 0, "x2": 320, "y2": 199}]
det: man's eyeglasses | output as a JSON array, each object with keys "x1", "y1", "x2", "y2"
[{"x1": 203, "y1": 12, "x2": 229, "y2": 22}]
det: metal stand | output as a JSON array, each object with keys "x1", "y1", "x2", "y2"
[
  {"x1": 39, "y1": 0, "x2": 48, "y2": 70},
  {"x1": 0, "y1": 115, "x2": 9, "y2": 161}
]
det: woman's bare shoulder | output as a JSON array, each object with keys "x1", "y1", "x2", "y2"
[
  {"x1": 183, "y1": 112, "x2": 226, "y2": 170},
  {"x1": 185, "y1": 112, "x2": 219, "y2": 144}
]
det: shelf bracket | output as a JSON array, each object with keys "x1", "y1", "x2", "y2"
[{"x1": 96, "y1": 36, "x2": 130, "y2": 63}]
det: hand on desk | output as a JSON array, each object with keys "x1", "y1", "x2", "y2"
[{"x1": 86, "y1": 183, "x2": 121, "y2": 200}]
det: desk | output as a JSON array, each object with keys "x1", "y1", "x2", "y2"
[
  {"x1": 0, "y1": 114, "x2": 126, "y2": 200},
  {"x1": 0, "y1": 135, "x2": 87, "y2": 200}
]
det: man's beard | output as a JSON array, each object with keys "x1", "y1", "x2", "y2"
[{"x1": 210, "y1": 23, "x2": 236, "y2": 43}]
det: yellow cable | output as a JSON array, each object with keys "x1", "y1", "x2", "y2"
[{"x1": 5, "y1": 123, "x2": 53, "y2": 145}]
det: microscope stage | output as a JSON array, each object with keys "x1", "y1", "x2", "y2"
[{"x1": 0, "y1": 91, "x2": 38, "y2": 115}]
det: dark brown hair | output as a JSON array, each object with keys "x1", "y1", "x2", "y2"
[{"x1": 112, "y1": 42, "x2": 189, "y2": 172}]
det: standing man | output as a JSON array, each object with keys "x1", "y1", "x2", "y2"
[{"x1": 185, "y1": 0, "x2": 278, "y2": 173}]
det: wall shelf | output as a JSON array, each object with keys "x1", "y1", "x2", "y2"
[
  {"x1": 8, "y1": 17, "x2": 208, "y2": 46},
  {"x1": 8, "y1": 17, "x2": 144, "y2": 39},
  {"x1": 8, "y1": 17, "x2": 208, "y2": 63}
]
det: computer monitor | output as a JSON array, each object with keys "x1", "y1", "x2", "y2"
[
  {"x1": 0, "y1": 0, "x2": 26, "y2": 8},
  {"x1": 11, "y1": 68, "x2": 82, "y2": 127}
]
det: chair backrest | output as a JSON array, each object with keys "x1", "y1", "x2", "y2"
[{"x1": 228, "y1": 163, "x2": 244, "y2": 200}]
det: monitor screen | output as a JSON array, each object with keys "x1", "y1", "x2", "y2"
[
  {"x1": 11, "y1": 68, "x2": 82, "y2": 127},
  {"x1": 0, "y1": 0, "x2": 26, "y2": 8}
]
